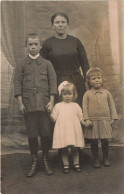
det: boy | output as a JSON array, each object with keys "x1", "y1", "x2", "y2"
[{"x1": 14, "y1": 33, "x2": 57, "y2": 177}]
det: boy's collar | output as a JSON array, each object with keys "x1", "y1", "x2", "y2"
[
  {"x1": 27, "y1": 54, "x2": 42, "y2": 65},
  {"x1": 29, "y1": 53, "x2": 40, "y2": 59}
]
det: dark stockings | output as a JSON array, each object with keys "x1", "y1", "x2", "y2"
[
  {"x1": 101, "y1": 139, "x2": 111, "y2": 166},
  {"x1": 90, "y1": 139, "x2": 100, "y2": 168}
]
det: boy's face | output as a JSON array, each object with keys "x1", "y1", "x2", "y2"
[{"x1": 26, "y1": 37, "x2": 41, "y2": 56}]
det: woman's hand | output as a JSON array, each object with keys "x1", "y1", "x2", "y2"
[{"x1": 85, "y1": 119, "x2": 93, "y2": 127}]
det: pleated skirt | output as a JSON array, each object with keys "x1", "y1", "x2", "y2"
[{"x1": 84, "y1": 120, "x2": 113, "y2": 139}]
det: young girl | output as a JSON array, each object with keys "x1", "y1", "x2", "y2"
[
  {"x1": 83, "y1": 68, "x2": 118, "y2": 168},
  {"x1": 50, "y1": 81, "x2": 85, "y2": 173}
]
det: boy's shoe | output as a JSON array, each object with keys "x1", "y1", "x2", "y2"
[
  {"x1": 63, "y1": 165, "x2": 70, "y2": 174},
  {"x1": 26, "y1": 154, "x2": 39, "y2": 177},
  {"x1": 43, "y1": 155, "x2": 54, "y2": 175},
  {"x1": 73, "y1": 164, "x2": 81, "y2": 172},
  {"x1": 94, "y1": 158, "x2": 101, "y2": 168}
]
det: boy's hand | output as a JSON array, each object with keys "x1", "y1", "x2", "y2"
[
  {"x1": 85, "y1": 119, "x2": 93, "y2": 127},
  {"x1": 46, "y1": 101, "x2": 54, "y2": 113},
  {"x1": 19, "y1": 103, "x2": 27, "y2": 115}
]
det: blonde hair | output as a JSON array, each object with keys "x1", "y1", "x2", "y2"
[
  {"x1": 60, "y1": 82, "x2": 78, "y2": 101},
  {"x1": 86, "y1": 68, "x2": 103, "y2": 88}
]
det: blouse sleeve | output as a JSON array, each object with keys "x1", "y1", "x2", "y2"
[
  {"x1": 82, "y1": 91, "x2": 90, "y2": 120},
  {"x1": 77, "y1": 38, "x2": 90, "y2": 80},
  {"x1": 40, "y1": 40, "x2": 50, "y2": 60},
  {"x1": 107, "y1": 91, "x2": 118, "y2": 120}
]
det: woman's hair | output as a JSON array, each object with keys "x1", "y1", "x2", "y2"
[
  {"x1": 25, "y1": 33, "x2": 41, "y2": 46},
  {"x1": 86, "y1": 68, "x2": 103, "y2": 88},
  {"x1": 51, "y1": 12, "x2": 69, "y2": 24},
  {"x1": 60, "y1": 82, "x2": 78, "y2": 101}
]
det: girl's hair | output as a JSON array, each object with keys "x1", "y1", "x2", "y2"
[
  {"x1": 86, "y1": 68, "x2": 103, "y2": 88},
  {"x1": 25, "y1": 33, "x2": 41, "y2": 46},
  {"x1": 51, "y1": 12, "x2": 69, "y2": 24},
  {"x1": 60, "y1": 82, "x2": 78, "y2": 101}
]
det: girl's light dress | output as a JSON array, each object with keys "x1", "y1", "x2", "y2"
[
  {"x1": 51, "y1": 102, "x2": 85, "y2": 148},
  {"x1": 83, "y1": 89, "x2": 118, "y2": 139}
]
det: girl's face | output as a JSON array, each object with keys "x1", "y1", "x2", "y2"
[
  {"x1": 89, "y1": 74, "x2": 103, "y2": 89},
  {"x1": 52, "y1": 15, "x2": 68, "y2": 36},
  {"x1": 62, "y1": 90, "x2": 73, "y2": 103},
  {"x1": 26, "y1": 38, "x2": 41, "y2": 56}
]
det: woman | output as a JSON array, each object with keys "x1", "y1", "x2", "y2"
[{"x1": 40, "y1": 12, "x2": 90, "y2": 106}]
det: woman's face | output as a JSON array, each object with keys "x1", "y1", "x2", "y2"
[{"x1": 52, "y1": 15, "x2": 68, "y2": 35}]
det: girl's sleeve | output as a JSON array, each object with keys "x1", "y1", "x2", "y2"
[
  {"x1": 77, "y1": 105, "x2": 84, "y2": 122},
  {"x1": 82, "y1": 92, "x2": 89, "y2": 120},
  {"x1": 50, "y1": 105, "x2": 58, "y2": 122},
  {"x1": 77, "y1": 38, "x2": 90, "y2": 81},
  {"x1": 107, "y1": 91, "x2": 118, "y2": 120}
]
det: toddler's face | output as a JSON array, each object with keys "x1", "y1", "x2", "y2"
[
  {"x1": 90, "y1": 74, "x2": 103, "y2": 89},
  {"x1": 62, "y1": 90, "x2": 73, "y2": 103},
  {"x1": 26, "y1": 38, "x2": 41, "y2": 56}
]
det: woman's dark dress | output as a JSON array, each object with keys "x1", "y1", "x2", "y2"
[{"x1": 40, "y1": 35, "x2": 89, "y2": 106}]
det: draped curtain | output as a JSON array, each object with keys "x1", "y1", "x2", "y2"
[
  {"x1": 1, "y1": 1, "x2": 124, "y2": 144},
  {"x1": 1, "y1": 1, "x2": 25, "y2": 118}
]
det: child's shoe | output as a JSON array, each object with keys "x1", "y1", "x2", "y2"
[
  {"x1": 103, "y1": 157, "x2": 111, "y2": 167},
  {"x1": 73, "y1": 164, "x2": 81, "y2": 172},
  {"x1": 63, "y1": 165, "x2": 70, "y2": 174},
  {"x1": 94, "y1": 158, "x2": 101, "y2": 168}
]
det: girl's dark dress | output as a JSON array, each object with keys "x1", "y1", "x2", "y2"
[{"x1": 40, "y1": 35, "x2": 89, "y2": 106}]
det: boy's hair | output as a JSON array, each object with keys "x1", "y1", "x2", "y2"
[
  {"x1": 60, "y1": 82, "x2": 78, "y2": 101},
  {"x1": 86, "y1": 68, "x2": 103, "y2": 88},
  {"x1": 25, "y1": 33, "x2": 41, "y2": 46}
]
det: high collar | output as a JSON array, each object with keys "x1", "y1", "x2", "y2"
[{"x1": 26, "y1": 54, "x2": 43, "y2": 65}]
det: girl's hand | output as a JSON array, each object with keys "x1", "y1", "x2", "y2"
[
  {"x1": 111, "y1": 119, "x2": 117, "y2": 128},
  {"x1": 19, "y1": 103, "x2": 27, "y2": 115},
  {"x1": 46, "y1": 101, "x2": 54, "y2": 113},
  {"x1": 81, "y1": 119, "x2": 86, "y2": 126},
  {"x1": 85, "y1": 120, "x2": 93, "y2": 127}
]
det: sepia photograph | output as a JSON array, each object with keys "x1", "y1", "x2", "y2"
[{"x1": 1, "y1": 0, "x2": 124, "y2": 193}]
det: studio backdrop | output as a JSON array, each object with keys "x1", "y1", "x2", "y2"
[{"x1": 1, "y1": 1, "x2": 124, "y2": 150}]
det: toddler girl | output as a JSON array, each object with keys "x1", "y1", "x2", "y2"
[
  {"x1": 83, "y1": 68, "x2": 118, "y2": 168},
  {"x1": 50, "y1": 81, "x2": 85, "y2": 173}
]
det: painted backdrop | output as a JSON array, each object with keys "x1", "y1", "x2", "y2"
[{"x1": 1, "y1": 1, "x2": 124, "y2": 151}]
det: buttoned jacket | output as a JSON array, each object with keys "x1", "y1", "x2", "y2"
[{"x1": 14, "y1": 55, "x2": 57, "y2": 112}]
